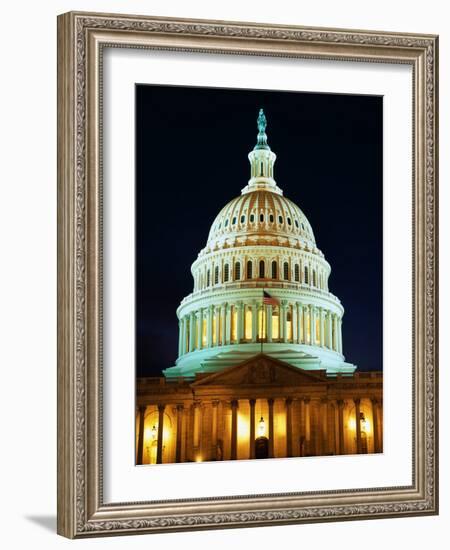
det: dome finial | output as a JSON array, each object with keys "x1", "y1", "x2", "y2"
[{"x1": 255, "y1": 108, "x2": 270, "y2": 150}]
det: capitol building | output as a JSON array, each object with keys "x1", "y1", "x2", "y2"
[{"x1": 136, "y1": 110, "x2": 383, "y2": 465}]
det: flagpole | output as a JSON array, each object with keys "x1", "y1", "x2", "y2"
[{"x1": 261, "y1": 288, "x2": 264, "y2": 354}]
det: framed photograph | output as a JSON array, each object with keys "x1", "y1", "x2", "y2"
[{"x1": 57, "y1": 11, "x2": 439, "y2": 538}]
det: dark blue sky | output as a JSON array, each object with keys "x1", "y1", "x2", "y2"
[{"x1": 136, "y1": 84, "x2": 383, "y2": 377}]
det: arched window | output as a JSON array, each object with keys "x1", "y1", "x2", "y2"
[
  {"x1": 305, "y1": 266, "x2": 309, "y2": 284},
  {"x1": 271, "y1": 260, "x2": 278, "y2": 279},
  {"x1": 259, "y1": 260, "x2": 265, "y2": 278},
  {"x1": 207, "y1": 269, "x2": 211, "y2": 287},
  {"x1": 260, "y1": 213, "x2": 264, "y2": 223},
  {"x1": 232, "y1": 217, "x2": 237, "y2": 225},
  {"x1": 214, "y1": 266, "x2": 219, "y2": 285},
  {"x1": 250, "y1": 214, "x2": 255, "y2": 223},
  {"x1": 278, "y1": 215, "x2": 283, "y2": 224},
  {"x1": 240, "y1": 215, "x2": 245, "y2": 223},
  {"x1": 283, "y1": 262, "x2": 289, "y2": 280},
  {"x1": 294, "y1": 264, "x2": 300, "y2": 282},
  {"x1": 269, "y1": 214, "x2": 274, "y2": 223},
  {"x1": 247, "y1": 260, "x2": 253, "y2": 279},
  {"x1": 234, "y1": 261, "x2": 241, "y2": 280},
  {"x1": 224, "y1": 263, "x2": 230, "y2": 282}
]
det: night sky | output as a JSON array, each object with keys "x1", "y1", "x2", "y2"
[{"x1": 136, "y1": 84, "x2": 383, "y2": 377}]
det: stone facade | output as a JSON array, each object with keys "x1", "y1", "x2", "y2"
[{"x1": 136, "y1": 354, "x2": 383, "y2": 464}]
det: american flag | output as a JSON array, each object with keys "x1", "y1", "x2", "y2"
[{"x1": 263, "y1": 290, "x2": 279, "y2": 306}]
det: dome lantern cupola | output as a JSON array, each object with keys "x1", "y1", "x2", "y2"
[{"x1": 243, "y1": 109, "x2": 283, "y2": 196}]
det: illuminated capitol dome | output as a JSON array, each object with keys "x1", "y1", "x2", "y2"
[{"x1": 164, "y1": 109, "x2": 356, "y2": 379}]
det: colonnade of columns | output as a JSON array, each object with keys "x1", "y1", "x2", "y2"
[
  {"x1": 178, "y1": 302, "x2": 343, "y2": 356},
  {"x1": 136, "y1": 396, "x2": 382, "y2": 465}
]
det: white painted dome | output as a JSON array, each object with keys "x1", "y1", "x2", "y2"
[{"x1": 163, "y1": 109, "x2": 356, "y2": 379}]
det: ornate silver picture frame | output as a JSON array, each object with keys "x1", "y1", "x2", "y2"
[{"x1": 57, "y1": 11, "x2": 438, "y2": 538}]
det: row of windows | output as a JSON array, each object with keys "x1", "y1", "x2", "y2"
[
  {"x1": 196, "y1": 260, "x2": 326, "y2": 290},
  {"x1": 216, "y1": 214, "x2": 307, "y2": 232}
]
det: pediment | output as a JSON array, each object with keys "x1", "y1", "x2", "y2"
[{"x1": 191, "y1": 353, "x2": 326, "y2": 388}]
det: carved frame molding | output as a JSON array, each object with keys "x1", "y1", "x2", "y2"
[{"x1": 57, "y1": 11, "x2": 438, "y2": 538}]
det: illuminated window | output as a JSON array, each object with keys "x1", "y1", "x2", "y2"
[
  {"x1": 224, "y1": 263, "x2": 229, "y2": 282},
  {"x1": 202, "y1": 318, "x2": 207, "y2": 347},
  {"x1": 283, "y1": 262, "x2": 289, "y2": 280},
  {"x1": 234, "y1": 261, "x2": 241, "y2": 280},
  {"x1": 231, "y1": 306, "x2": 237, "y2": 343},
  {"x1": 272, "y1": 307, "x2": 280, "y2": 340},
  {"x1": 294, "y1": 264, "x2": 300, "y2": 282},
  {"x1": 212, "y1": 313, "x2": 217, "y2": 345},
  {"x1": 247, "y1": 260, "x2": 253, "y2": 279},
  {"x1": 244, "y1": 306, "x2": 252, "y2": 340},
  {"x1": 259, "y1": 260, "x2": 265, "y2": 278},
  {"x1": 286, "y1": 307, "x2": 292, "y2": 341},
  {"x1": 214, "y1": 266, "x2": 219, "y2": 285},
  {"x1": 271, "y1": 260, "x2": 277, "y2": 279},
  {"x1": 258, "y1": 307, "x2": 266, "y2": 340}
]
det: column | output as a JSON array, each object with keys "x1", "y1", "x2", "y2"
[
  {"x1": 249, "y1": 398, "x2": 256, "y2": 459},
  {"x1": 321, "y1": 398, "x2": 328, "y2": 455},
  {"x1": 156, "y1": 404, "x2": 165, "y2": 464},
  {"x1": 198, "y1": 308, "x2": 203, "y2": 349},
  {"x1": 189, "y1": 312, "x2": 196, "y2": 352},
  {"x1": 338, "y1": 318, "x2": 343, "y2": 353},
  {"x1": 281, "y1": 301, "x2": 287, "y2": 343},
  {"x1": 311, "y1": 306, "x2": 316, "y2": 346},
  {"x1": 320, "y1": 309, "x2": 325, "y2": 347},
  {"x1": 136, "y1": 405, "x2": 146, "y2": 465},
  {"x1": 221, "y1": 304, "x2": 231, "y2": 345},
  {"x1": 333, "y1": 315, "x2": 338, "y2": 351},
  {"x1": 251, "y1": 301, "x2": 258, "y2": 343},
  {"x1": 193, "y1": 402, "x2": 201, "y2": 450},
  {"x1": 178, "y1": 320, "x2": 183, "y2": 357},
  {"x1": 207, "y1": 306, "x2": 213, "y2": 347},
  {"x1": 292, "y1": 304, "x2": 298, "y2": 344},
  {"x1": 182, "y1": 317, "x2": 188, "y2": 354},
  {"x1": 371, "y1": 398, "x2": 381, "y2": 453},
  {"x1": 211, "y1": 400, "x2": 219, "y2": 456},
  {"x1": 175, "y1": 404, "x2": 184, "y2": 463},
  {"x1": 303, "y1": 305, "x2": 309, "y2": 345},
  {"x1": 266, "y1": 305, "x2": 272, "y2": 343},
  {"x1": 268, "y1": 398, "x2": 275, "y2": 458},
  {"x1": 327, "y1": 312, "x2": 332, "y2": 349},
  {"x1": 286, "y1": 398, "x2": 293, "y2": 457},
  {"x1": 230, "y1": 399, "x2": 238, "y2": 460},
  {"x1": 214, "y1": 306, "x2": 220, "y2": 346},
  {"x1": 354, "y1": 398, "x2": 362, "y2": 454},
  {"x1": 236, "y1": 302, "x2": 243, "y2": 343},
  {"x1": 297, "y1": 303, "x2": 302, "y2": 343},
  {"x1": 299, "y1": 398, "x2": 305, "y2": 456},
  {"x1": 337, "y1": 400, "x2": 345, "y2": 454},
  {"x1": 304, "y1": 398, "x2": 311, "y2": 455},
  {"x1": 220, "y1": 304, "x2": 226, "y2": 346}
]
